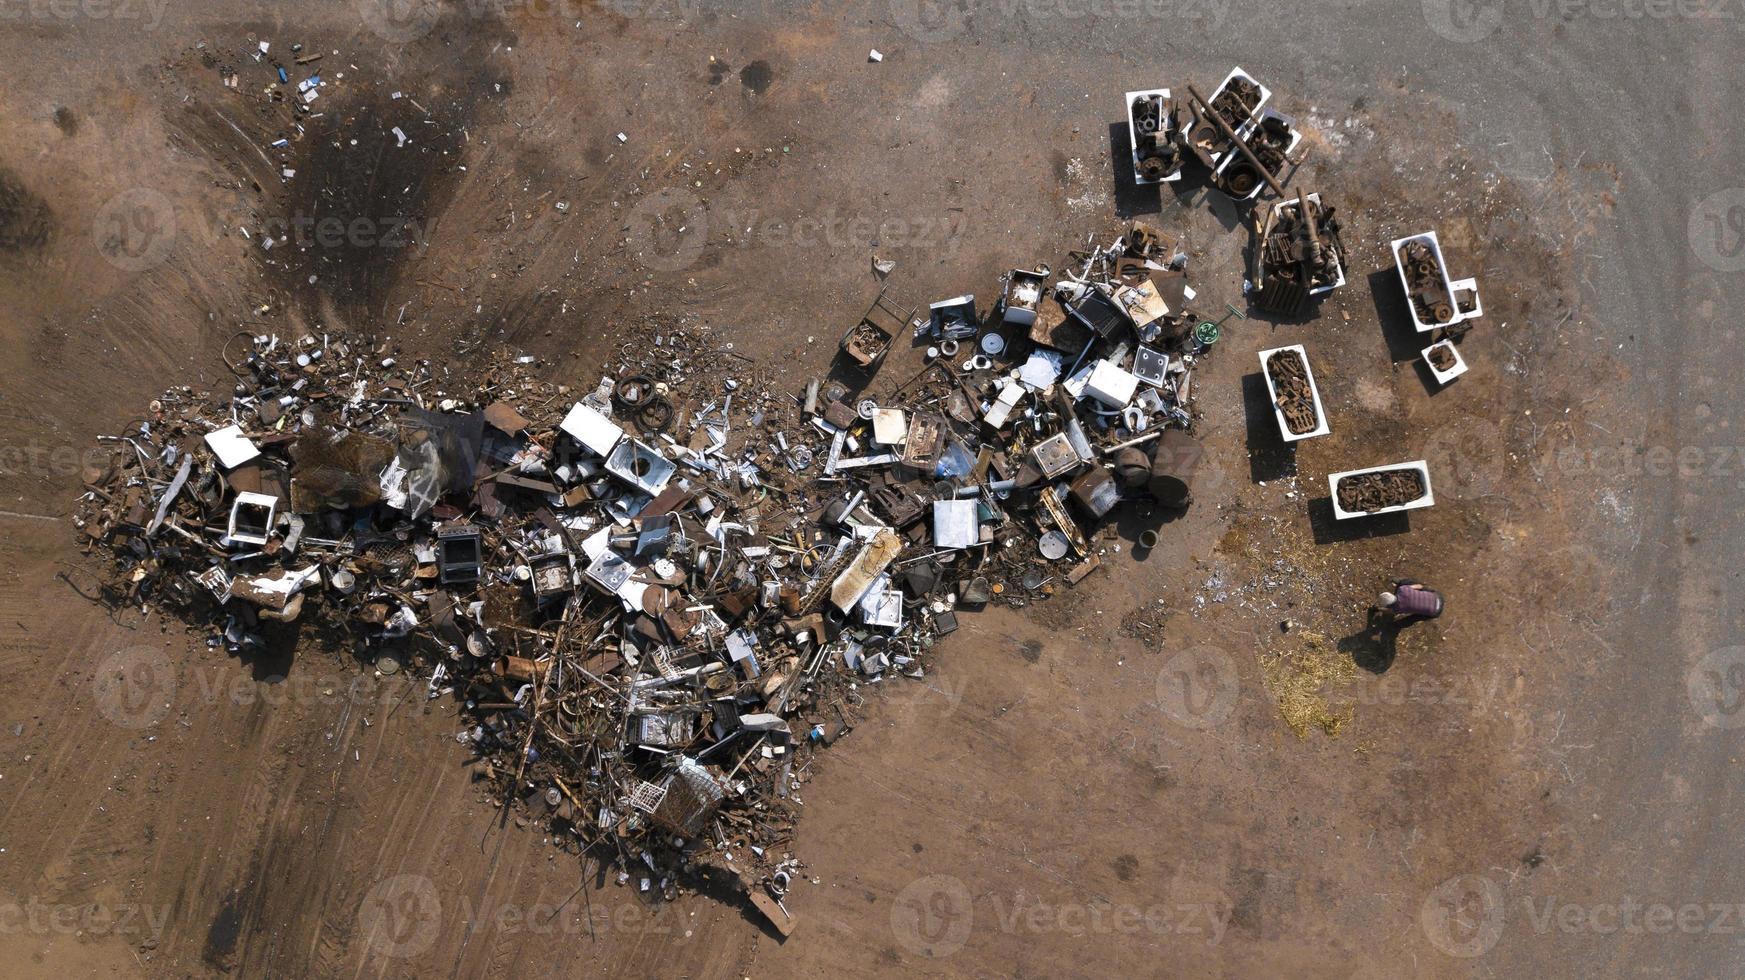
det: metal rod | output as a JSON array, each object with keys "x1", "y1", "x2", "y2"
[{"x1": 1185, "y1": 83, "x2": 1286, "y2": 198}]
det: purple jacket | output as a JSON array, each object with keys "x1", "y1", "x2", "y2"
[{"x1": 1395, "y1": 585, "x2": 1443, "y2": 617}]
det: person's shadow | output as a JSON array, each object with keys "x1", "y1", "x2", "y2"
[{"x1": 1340, "y1": 607, "x2": 1432, "y2": 674}]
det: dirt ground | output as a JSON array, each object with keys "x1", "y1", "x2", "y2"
[{"x1": 0, "y1": 1, "x2": 1729, "y2": 978}]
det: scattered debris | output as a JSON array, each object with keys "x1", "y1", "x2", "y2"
[{"x1": 72, "y1": 213, "x2": 1222, "y2": 914}]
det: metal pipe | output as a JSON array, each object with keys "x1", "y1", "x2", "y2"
[{"x1": 1185, "y1": 83, "x2": 1286, "y2": 198}]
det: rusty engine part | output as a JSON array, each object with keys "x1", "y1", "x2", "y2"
[
  {"x1": 1129, "y1": 92, "x2": 1183, "y2": 182},
  {"x1": 1400, "y1": 240, "x2": 1456, "y2": 324}
]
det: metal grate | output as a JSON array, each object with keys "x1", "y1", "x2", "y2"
[{"x1": 628, "y1": 780, "x2": 667, "y2": 815}]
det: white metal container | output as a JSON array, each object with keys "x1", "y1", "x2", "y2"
[
  {"x1": 1260, "y1": 193, "x2": 1345, "y2": 296},
  {"x1": 1204, "y1": 66, "x2": 1271, "y2": 169},
  {"x1": 1328, "y1": 460, "x2": 1435, "y2": 520},
  {"x1": 1124, "y1": 88, "x2": 1182, "y2": 184},
  {"x1": 1421, "y1": 340, "x2": 1468, "y2": 386},
  {"x1": 1390, "y1": 231, "x2": 1465, "y2": 332},
  {"x1": 1213, "y1": 107, "x2": 1301, "y2": 200},
  {"x1": 1449, "y1": 276, "x2": 1482, "y2": 321},
  {"x1": 1258, "y1": 344, "x2": 1330, "y2": 442}
]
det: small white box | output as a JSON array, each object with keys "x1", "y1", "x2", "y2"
[
  {"x1": 1449, "y1": 277, "x2": 1482, "y2": 321},
  {"x1": 604, "y1": 439, "x2": 675, "y2": 497},
  {"x1": 983, "y1": 381, "x2": 1026, "y2": 429},
  {"x1": 560, "y1": 403, "x2": 624, "y2": 457},
  {"x1": 1422, "y1": 340, "x2": 1469, "y2": 386},
  {"x1": 932, "y1": 499, "x2": 981, "y2": 549},
  {"x1": 204, "y1": 425, "x2": 260, "y2": 469},
  {"x1": 1084, "y1": 360, "x2": 1138, "y2": 408},
  {"x1": 872, "y1": 409, "x2": 908, "y2": 445},
  {"x1": 227, "y1": 491, "x2": 279, "y2": 545}
]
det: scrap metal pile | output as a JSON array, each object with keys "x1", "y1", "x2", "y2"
[{"x1": 71, "y1": 222, "x2": 1215, "y2": 920}]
